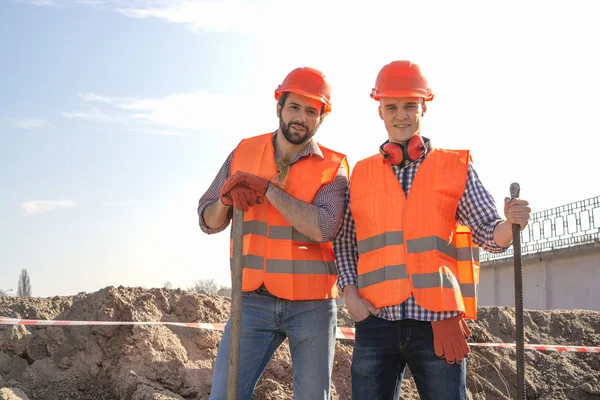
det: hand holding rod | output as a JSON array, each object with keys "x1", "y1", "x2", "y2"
[{"x1": 510, "y1": 182, "x2": 526, "y2": 400}]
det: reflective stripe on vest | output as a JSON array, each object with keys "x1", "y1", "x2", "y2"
[
  {"x1": 358, "y1": 231, "x2": 404, "y2": 254},
  {"x1": 268, "y1": 226, "x2": 314, "y2": 242},
  {"x1": 230, "y1": 220, "x2": 268, "y2": 237},
  {"x1": 229, "y1": 254, "x2": 264, "y2": 270},
  {"x1": 412, "y1": 271, "x2": 461, "y2": 291},
  {"x1": 406, "y1": 236, "x2": 480, "y2": 262},
  {"x1": 357, "y1": 234, "x2": 479, "y2": 291},
  {"x1": 230, "y1": 256, "x2": 337, "y2": 275},
  {"x1": 357, "y1": 264, "x2": 408, "y2": 287},
  {"x1": 356, "y1": 232, "x2": 480, "y2": 261},
  {"x1": 230, "y1": 221, "x2": 315, "y2": 242},
  {"x1": 266, "y1": 260, "x2": 337, "y2": 275}
]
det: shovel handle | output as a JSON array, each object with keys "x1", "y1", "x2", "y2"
[{"x1": 227, "y1": 208, "x2": 244, "y2": 400}]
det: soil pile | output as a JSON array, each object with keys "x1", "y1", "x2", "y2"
[{"x1": 1, "y1": 287, "x2": 598, "y2": 399}]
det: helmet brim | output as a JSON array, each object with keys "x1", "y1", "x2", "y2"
[
  {"x1": 275, "y1": 88, "x2": 332, "y2": 113},
  {"x1": 371, "y1": 90, "x2": 434, "y2": 102}
]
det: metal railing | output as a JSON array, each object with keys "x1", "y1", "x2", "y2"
[{"x1": 480, "y1": 195, "x2": 600, "y2": 262}]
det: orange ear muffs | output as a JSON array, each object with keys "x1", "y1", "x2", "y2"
[{"x1": 379, "y1": 135, "x2": 425, "y2": 165}]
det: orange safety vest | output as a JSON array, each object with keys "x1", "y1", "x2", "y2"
[
  {"x1": 229, "y1": 133, "x2": 348, "y2": 300},
  {"x1": 349, "y1": 148, "x2": 480, "y2": 319}
]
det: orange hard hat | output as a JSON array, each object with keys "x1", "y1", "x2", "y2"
[
  {"x1": 370, "y1": 61, "x2": 434, "y2": 101},
  {"x1": 274, "y1": 67, "x2": 332, "y2": 114}
]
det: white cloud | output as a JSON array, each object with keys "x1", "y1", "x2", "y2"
[
  {"x1": 101, "y1": 200, "x2": 137, "y2": 207},
  {"x1": 63, "y1": 90, "x2": 270, "y2": 134},
  {"x1": 18, "y1": 0, "x2": 110, "y2": 7},
  {"x1": 146, "y1": 129, "x2": 189, "y2": 137},
  {"x1": 18, "y1": 0, "x2": 61, "y2": 6},
  {"x1": 77, "y1": 0, "x2": 107, "y2": 5},
  {"x1": 124, "y1": 92, "x2": 233, "y2": 130},
  {"x1": 61, "y1": 107, "x2": 122, "y2": 123},
  {"x1": 20, "y1": 0, "x2": 392, "y2": 35},
  {"x1": 78, "y1": 92, "x2": 115, "y2": 104},
  {"x1": 21, "y1": 200, "x2": 75, "y2": 214},
  {"x1": 116, "y1": 0, "x2": 262, "y2": 33},
  {"x1": 13, "y1": 119, "x2": 50, "y2": 129},
  {"x1": 111, "y1": 1, "x2": 454, "y2": 39},
  {"x1": 26, "y1": 0, "x2": 397, "y2": 38}
]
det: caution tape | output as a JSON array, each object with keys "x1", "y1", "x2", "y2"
[
  {"x1": 0, "y1": 316, "x2": 225, "y2": 331},
  {"x1": 1, "y1": 316, "x2": 599, "y2": 353},
  {"x1": 469, "y1": 343, "x2": 600, "y2": 353}
]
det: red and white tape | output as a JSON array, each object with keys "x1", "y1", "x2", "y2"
[
  {"x1": 469, "y1": 343, "x2": 600, "y2": 353},
  {"x1": 0, "y1": 317, "x2": 225, "y2": 331},
  {"x1": 1, "y1": 316, "x2": 599, "y2": 353}
]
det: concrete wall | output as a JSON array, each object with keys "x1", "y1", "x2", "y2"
[{"x1": 479, "y1": 243, "x2": 600, "y2": 311}]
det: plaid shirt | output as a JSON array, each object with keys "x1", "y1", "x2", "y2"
[
  {"x1": 197, "y1": 132, "x2": 348, "y2": 242},
  {"x1": 333, "y1": 141, "x2": 507, "y2": 321}
]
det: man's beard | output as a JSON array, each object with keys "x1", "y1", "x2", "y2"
[{"x1": 279, "y1": 117, "x2": 319, "y2": 145}]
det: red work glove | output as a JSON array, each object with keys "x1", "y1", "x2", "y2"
[
  {"x1": 220, "y1": 184, "x2": 263, "y2": 212},
  {"x1": 221, "y1": 171, "x2": 270, "y2": 198},
  {"x1": 431, "y1": 314, "x2": 472, "y2": 364}
]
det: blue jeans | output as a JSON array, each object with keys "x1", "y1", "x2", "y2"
[
  {"x1": 351, "y1": 316, "x2": 466, "y2": 400},
  {"x1": 209, "y1": 290, "x2": 337, "y2": 400}
]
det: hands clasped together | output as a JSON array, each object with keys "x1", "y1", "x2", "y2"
[{"x1": 220, "y1": 171, "x2": 270, "y2": 212}]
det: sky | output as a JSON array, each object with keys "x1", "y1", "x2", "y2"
[{"x1": 1, "y1": 0, "x2": 599, "y2": 298}]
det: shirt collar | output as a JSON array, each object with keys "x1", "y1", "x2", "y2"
[{"x1": 271, "y1": 131, "x2": 324, "y2": 162}]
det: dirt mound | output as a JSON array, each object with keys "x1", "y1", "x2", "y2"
[{"x1": 1, "y1": 287, "x2": 598, "y2": 400}]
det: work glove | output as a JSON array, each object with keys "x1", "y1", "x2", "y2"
[
  {"x1": 431, "y1": 314, "x2": 471, "y2": 364},
  {"x1": 220, "y1": 184, "x2": 263, "y2": 212},
  {"x1": 222, "y1": 171, "x2": 270, "y2": 198}
]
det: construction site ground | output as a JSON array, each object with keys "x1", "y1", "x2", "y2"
[{"x1": 1, "y1": 287, "x2": 599, "y2": 400}]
